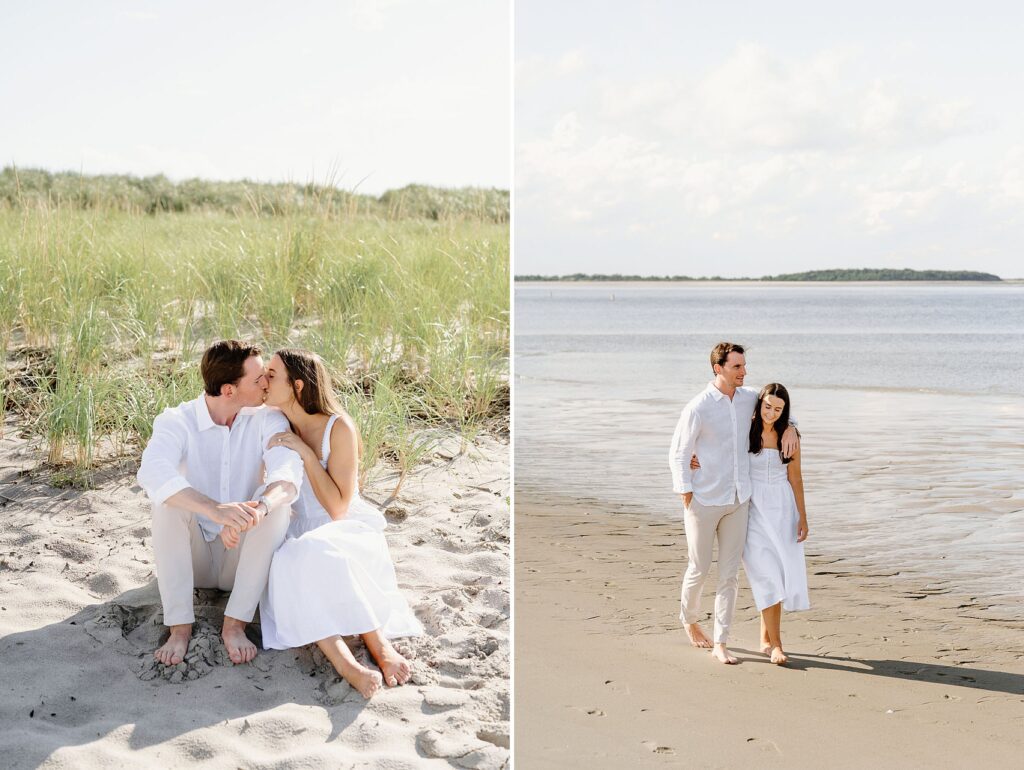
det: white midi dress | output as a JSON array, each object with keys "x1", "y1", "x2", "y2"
[
  {"x1": 260, "y1": 415, "x2": 424, "y2": 648},
  {"x1": 742, "y1": 449, "x2": 810, "y2": 612}
]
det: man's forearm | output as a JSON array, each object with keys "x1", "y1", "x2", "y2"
[
  {"x1": 164, "y1": 487, "x2": 220, "y2": 518},
  {"x1": 262, "y1": 481, "x2": 297, "y2": 508}
]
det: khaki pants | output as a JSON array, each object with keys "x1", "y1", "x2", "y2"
[
  {"x1": 679, "y1": 497, "x2": 749, "y2": 643},
  {"x1": 151, "y1": 501, "x2": 290, "y2": 626}
]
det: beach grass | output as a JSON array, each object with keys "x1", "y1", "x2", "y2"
[{"x1": 0, "y1": 173, "x2": 508, "y2": 489}]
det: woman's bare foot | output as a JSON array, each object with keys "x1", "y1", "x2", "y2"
[
  {"x1": 770, "y1": 646, "x2": 788, "y2": 665},
  {"x1": 711, "y1": 643, "x2": 738, "y2": 664},
  {"x1": 376, "y1": 640, "x2": 412, "y2": 687},
  {"x1": 684, "y1": 623, "x2": 713, "y2": 649},
  {"x1": 154, "y1": 624, "x2": 192, "y2": 665},
  {"x1": 222, "y1": 617, "x2": 257, "y2": 664},
  {"x1": 362, "y1": 631, "x2": 412, "y2": 686},
  {"x1": 760, "y1": 642, "x2": 773, "y2": 655},
  {"x1": 345, "y1": 664, "x2": 385, "y2": 699}
]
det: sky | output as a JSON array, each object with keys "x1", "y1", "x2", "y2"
[
  {"x1": 0, "y1": 0, "x2": 509, "y2": 195},
  {"x1": 516, "y1": 1, "x2": 1024, "y2": 278}
]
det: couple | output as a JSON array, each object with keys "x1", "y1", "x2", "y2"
[
  {"x1": 669, "y1": 342, "x2": 810, "y2": 665},
  {"x1": 136, "y1": 340, "x2": 423, "y2": 698}
]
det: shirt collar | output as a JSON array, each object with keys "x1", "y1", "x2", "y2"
[
  {"x1": 706, "y1": 381, "x2": 726, "y2": 401},
  {"x1": 195, "y1": 395, "x2": 217, "y2": 431},
  {"x1": 196, "y1": 394, "x2": 266, "y2": 430}
]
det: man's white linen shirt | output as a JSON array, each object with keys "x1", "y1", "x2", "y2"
[
  {"x1": 668, "y1": 382, "x2": 759, "y2": 505},
  {"x1": 137, "y1": 396, "x2": 304, "y2": 542}
]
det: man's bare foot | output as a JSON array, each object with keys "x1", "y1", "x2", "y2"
[
  {"x1": 684, "y1": 623, "x2": 713, "y2": 649},
  {"x1": 154, "y1": 624, "x2": 192, "y2": 665},
  {"x1": 222, "y1": 617, "x2": 257, "y2": 664},
  {"x1": 372, "y1": 638, "x2": 412, "y2": 687},
  {"x1": 711, "y1": 643, "x2": 738, "y2": 664},
  {"x1": 770, "y1": 646, "x2": 788, "y2": 665}
]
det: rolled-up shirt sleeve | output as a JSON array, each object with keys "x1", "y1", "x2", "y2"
[
  {"x1": 260, "y1": 411, "x2": 304, "y2": 491},
  {"x1": 668, "y1": 407, "x2": 701, "y2": 494},
  {"x1": 137, "y1": 412, "x2": 191, "y2": 504}
]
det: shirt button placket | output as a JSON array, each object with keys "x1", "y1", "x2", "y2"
[{"x1": 221, "y1": 430, "x2": 230, "y2": 500}]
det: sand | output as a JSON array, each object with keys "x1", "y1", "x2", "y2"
[
  {"x1": 514, "y1": 495, "x2": 1024, "y2": 769},
  {"x1": 0, "y1": 420, "x2": 509, "y2": 769}
]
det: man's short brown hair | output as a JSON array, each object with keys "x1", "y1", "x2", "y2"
[
  {"x1": 710, "y1": 341, "x2": 745, "y2": 373},
  {"x1": 201, "y1": 340, "x2": 262, "y2": 397}
]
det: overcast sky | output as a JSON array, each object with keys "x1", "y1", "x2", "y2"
[
  {"x1": 1, "y1": 0, "x2": 509, "y2": 194},
  {"x1": 516, "y1": 2, "x2": 1024, "y2": 278}
]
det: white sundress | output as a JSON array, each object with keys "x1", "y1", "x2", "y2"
[
  {"x1": 260, "y1": 415, "x2": 424, "y2": 648},
  {"x1": 742, "y1": 449, "x2": 811, "y2": 613}
]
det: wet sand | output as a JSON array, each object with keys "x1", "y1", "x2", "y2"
[
  {"x1": 514, "y1": 496, "x2": 1024, "y2": 769},
  {"x1": 0, "y1": 422, "x2": 509, "y2": 769}
]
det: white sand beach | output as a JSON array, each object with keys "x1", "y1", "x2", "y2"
[
  {"x1": 515, "y1": 473, "x2": 1024, "y2": 770},
  {"x1": 0, "y1": 423, "x2": 509, "y2": 769}
]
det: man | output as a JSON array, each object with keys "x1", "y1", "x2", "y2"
[
  {"x1": 668, "y1": 342, "x2": 797, "y2": 664},
  {"x1": 137, "y1": 340, "x2": 302, "y2": 666}
]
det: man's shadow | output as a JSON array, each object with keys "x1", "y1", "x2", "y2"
[
  {"x1": 733, "y1": 648, "x2": 1024, "y2": 695},
  {"x1": 1, "y1": 580, "x2": 370, "y2": 768}
]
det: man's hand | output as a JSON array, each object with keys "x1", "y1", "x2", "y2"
[
  {"x1": 220, "y1": 526, "x2": 241, "y2": 549},
  {"x1": 208, "y1": 502, "x2": 258, "y2": 530},
  {"x1": 781, "y1": 425, "x2": 800, "y2": 459},
  {"x1": 681, "y1": 492, "x2": 693, "y2": 508}
]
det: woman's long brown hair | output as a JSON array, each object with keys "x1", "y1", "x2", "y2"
[{"x1": 749, "y1": 382, "x2": 793, "y2": 464}]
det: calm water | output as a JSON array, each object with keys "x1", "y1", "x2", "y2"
[{"x1": 515, "y1": 282, "x2": 1024, "y2": 617}]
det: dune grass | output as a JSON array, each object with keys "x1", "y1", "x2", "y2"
[{"x1": 0, "y1": 187, "x2": 508, "y2": 489}]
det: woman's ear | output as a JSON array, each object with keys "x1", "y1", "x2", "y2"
[{"x1": 293, "y1": 379, "x2": 304, "y2": 397}]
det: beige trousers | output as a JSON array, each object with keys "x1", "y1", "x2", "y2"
[
  {"x1": 679, "y1": 497, "x2": 749, "y2": 643},
  {"x1": 150, "y1": 501, "x2": 290, "y2": 626}
]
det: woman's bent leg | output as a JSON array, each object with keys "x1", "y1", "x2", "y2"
[
  {"x1": 362, "y1": 628, "x2": 412, "y2": 686},
  {"x1": 317, "y1": 635, "x2": 383, "y2": 699}
]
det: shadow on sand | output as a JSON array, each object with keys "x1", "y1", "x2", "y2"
[
  {"x1": 0, "y1": 580, "x2": 371, "y2": 767},
  {"x1": 733, "y1": 648, "x2": 1024, "y2": 695}
]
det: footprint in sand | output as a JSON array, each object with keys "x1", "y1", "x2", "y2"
[{"x1": 642, "y1": 741, "x2": 675, "y2": 754}]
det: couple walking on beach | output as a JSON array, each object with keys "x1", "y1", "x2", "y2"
[
  {"x1": 136, "y1": 340, "x2": 423, "y2": 698},
  {"x1": 669, "y1": 342, "x2": 810, "y2": 665}
]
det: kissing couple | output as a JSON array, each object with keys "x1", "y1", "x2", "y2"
[{"x1": 137, "y1": 340, "x2": 423, "y2": 698}]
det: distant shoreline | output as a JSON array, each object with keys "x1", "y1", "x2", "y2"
[{"x1": 515, "y1": 269, "x2": 1003, "y2": 282}]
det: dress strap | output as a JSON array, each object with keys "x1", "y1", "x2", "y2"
[{"x1": 320, "y1": 414, "x2": 340, "y2": 465}]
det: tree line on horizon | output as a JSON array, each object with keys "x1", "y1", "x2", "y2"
[
  {"x1": 0, "y1": 166, "x2": 509, "y2": 223},
  {"x1": 515, "y1": 268, "x2": 1003, "y2": 282}
]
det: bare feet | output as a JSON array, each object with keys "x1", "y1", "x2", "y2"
[
  {"x1": 345, "y1": 664, "x2": 385, "y2": 699},
  {"x1": 154, "y1": 624, "x2": 192, "y2": 665},
  {"x1": 770, "y1": 646, "x2": 788, "y2": 665},
  {"x1": 684, "y1": 623, "x2": 713, "y2": 649},
  {"x1": 371, "y1": 638, "x2": 412, "y2": 687},
  {"x1": 222, "y1": 617, "x2": 257, "y2": 664},
  {"x1": 711, "y1": 643, "x2": 738, "y2": 665},
  {"x1": 760, "y1": 643, "x2": 773, "y2": 656}
]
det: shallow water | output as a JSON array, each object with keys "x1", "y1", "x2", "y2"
[{"x1": 515, "y1": 282, "x2": 1024, "y2": 618}]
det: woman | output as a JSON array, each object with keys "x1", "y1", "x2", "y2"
[
  {"x1": 226, "y1": 348, "x2": 423, "y2": 698},
  {"x1": 691, "y1": 383, "x2": 809, "y2": 665},
  {"x1": 742, "y1": 383, "x2": 809, "y2": 664}
]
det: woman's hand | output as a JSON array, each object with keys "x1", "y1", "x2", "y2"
[
  {"x1": 797, "y1": 517, "x2": 809, "y2": 543},
  {"x1": 689, "y1": 454, "x2": 701, "y2": 471},
  {"x1": 220, "y1": 525, "x2": 241, "y2": 549},
  {"x1": 268, "y1": 431, "x2": 311, "y2": 460}
]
